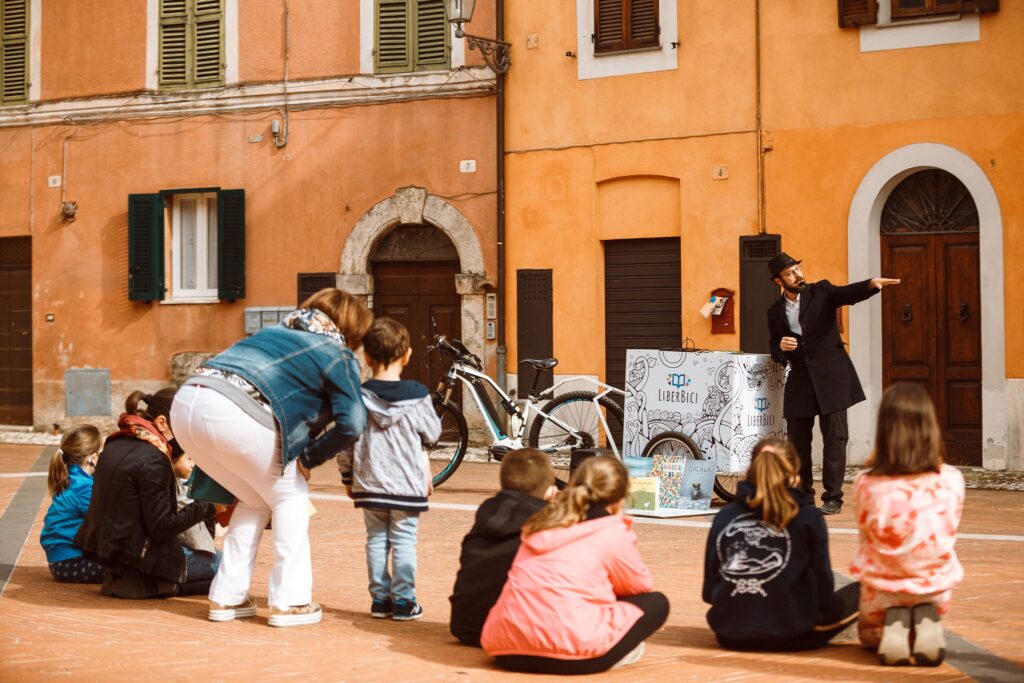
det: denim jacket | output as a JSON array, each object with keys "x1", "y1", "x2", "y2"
[{"x1": 203, "y1": 325, "x2": 366, "y2": 469}]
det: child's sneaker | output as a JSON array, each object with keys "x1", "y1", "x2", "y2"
[
  {"x1": 878, "y1": 606, "x2": 913, "y2": 666},
  {"x1": 611, "y1": 642, "x2": 644, "y2": 669},
  {"x1": 911, "y1": 603, "x2": 946, "y2": 666},
  {"x1": 392, "y1": 599, "x2": 424, "y2": 621},
  {"x1": 371, "y1": 598, "x2": 393, "y2": 618}
]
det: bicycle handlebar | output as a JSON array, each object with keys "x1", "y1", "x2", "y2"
[{"x1": 433, "y1": 335, "x2": 482, "y2": 370}]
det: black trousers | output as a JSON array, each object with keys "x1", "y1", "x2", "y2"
[
  {"x1": 493, "y1": 592, "x2": 670, "y2": 675},
  {"x1": 717, "y1": 582, "x2": 861, "y2": 652},
  {"x1": 787, "y1": 407, "x2": 849, "y2": 505}
]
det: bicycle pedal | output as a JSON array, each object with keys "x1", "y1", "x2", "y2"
[{"x1": 489, "y1": 445, "x2": 512, "y2": 462}]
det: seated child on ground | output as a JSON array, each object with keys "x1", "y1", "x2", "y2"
[
  {"x1": 40, "y1": 425, "x2": 105, "y2": 583},
  {"x1": 703, "y1": 438, "x2": 859, "y2": 651},
  {"x1": 448, "y1": 448, "x2": 557, "y2": 646},
  {"x1": 338, "y1": 317, "x2": 442, "y2": 621},
  {"x1": 850, "y1": 383, "x2": 964, "y2": 667},
  {"x1": 481, "y1": 456, "x2": 669, "y2": 675},
  {"x1": 171, "y1": 448, "x2": 222, "y2": 596}
]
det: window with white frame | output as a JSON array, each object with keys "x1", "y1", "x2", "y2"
[
  {"x1": 127, "y1": 188, "x2": 245, "y2": 303},
  {"x1": 170, "y1": 193, "x2": 218, "y2": 298}
]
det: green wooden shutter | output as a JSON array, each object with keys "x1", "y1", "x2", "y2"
[
  {"x1": 217, "y1": 189, "x2": 245, "y2": 301},
  {"x1": 1, "y1": 0, "x2": 28, "y2": 103},
  {"x1": 376, "y1": 0, "x2": 411, "y2": 73},
  {"x1": 159, "y1": 0, "x2": 189, "y2": 87},
  {"x1": 595, "y1": 0, "x2": 626, "y2": 53},
  {"x1": 193, "y1": 0, "x2": 223, "y2": 86},
  {"x1": 837, "y1": 0, "x2": 878, "y2": 27},
  {"x1": 128, "y1": 194, "x2": 166, "y2": 302},
  {"x1": 629, "y1": 0, "x2": 659, "y2": 49},
  {"x1": 414, "y1": 0, "x2": 449, "y2": 71}
]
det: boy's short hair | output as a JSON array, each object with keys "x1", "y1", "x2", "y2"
[
  {"x1": 499, "y1": 448, "x2": 555, "y2": 499},
  {"x1": 363, "y1": 317, "x2": 410, "y2": 365}
]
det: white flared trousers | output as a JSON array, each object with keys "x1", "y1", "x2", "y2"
[{"x1": 171, "y1": 384, "x2": 312, "y2": 610}]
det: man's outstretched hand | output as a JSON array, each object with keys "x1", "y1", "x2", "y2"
[{"x1": 870, "y1": 277, "x2": 901, "y2": 290}]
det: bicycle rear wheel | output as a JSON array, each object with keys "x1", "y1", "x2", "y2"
[
  {"x1": 640, "y1": 431, "x2": 742, "y2": 502},
  {"x1": 641, "y1": 431, "x2": 702, "y2": 461},
  {"x1": 527, "y1": 391, "x2": 624, "y2": 488},
  {"x1": 427, "y1": 398, "x2": 468, "y2": 487}
]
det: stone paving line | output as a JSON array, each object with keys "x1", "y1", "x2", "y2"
[
  {"x1": 1, "y1": 443, "x2": 1023, "y2": 681},
  {"x1": 4, "y1": 430, "x2": 1021, "y2": 491}
]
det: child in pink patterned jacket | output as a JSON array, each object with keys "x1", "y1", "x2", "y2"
[{"x1": 850, "y1": 383, "x2": 964, "y2": 667}]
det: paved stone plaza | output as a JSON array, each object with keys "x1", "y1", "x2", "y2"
[{"x1": 1, "y1": 442, "x2": 1022, "y2": 681}]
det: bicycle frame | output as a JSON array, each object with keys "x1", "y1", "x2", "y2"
[{"x1": 437, "y1": 358, "x2": 624, "y2": 458}]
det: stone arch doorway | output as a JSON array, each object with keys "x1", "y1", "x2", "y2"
[
  {"x1": 846, "y1": 143, "x2": 1007, "y2": 470},
  {"x1": 370, "y1": 224, "x2": 462, "y2": 392},
  {"x1": 339, "y1": 186, "x2": 490, "y2": 411},
  {"x1": 880, "y1": 169, "x2": 981, "y2": 465}
]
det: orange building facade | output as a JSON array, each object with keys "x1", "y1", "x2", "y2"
[
  {"x1": 0, "y1": 1, "x2": 499, "y2": 433},
  {"x1": 502, "y1": 1, "x2": 1022, "y2": 469}
]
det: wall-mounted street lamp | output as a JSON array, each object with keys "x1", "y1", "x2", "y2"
[{"x1": 445, "y1": 0, "x2": 511, "y2": 74}]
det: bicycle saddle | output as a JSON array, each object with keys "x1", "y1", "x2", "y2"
[{"x1": 520, "y1": 358, "x2": 558, "y2": 370}]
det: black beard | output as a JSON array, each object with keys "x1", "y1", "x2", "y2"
[{"x1": 782, "y1": 280, "x2": 806, "y2": 295}]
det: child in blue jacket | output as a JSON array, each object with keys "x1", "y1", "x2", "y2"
[{"x1": 40, "y1": 425, "x2": 104, "y2": 583}]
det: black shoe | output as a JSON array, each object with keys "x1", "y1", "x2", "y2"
[{"x1": 818, "y1": 500, "x2": 842, "y2": 515}]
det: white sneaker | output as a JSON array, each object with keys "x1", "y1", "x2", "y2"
[
  {"x1": 208, "y1": 596, "x2": 258, "y2": 622},
  {"x1": 611, "y1": 642, "x2": 645, "y2": 669},
  {"x1": 268, "y1": 601, "x2": 323, "y2": 627}
]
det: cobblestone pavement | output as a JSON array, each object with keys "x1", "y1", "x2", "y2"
[{"x1": 1, "y1": 443, "x2": 1023, "y2": 681}]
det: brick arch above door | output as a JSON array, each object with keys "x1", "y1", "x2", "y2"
[{"x1": 846, "y1": 143, "x2": 1007, "y2": 470}]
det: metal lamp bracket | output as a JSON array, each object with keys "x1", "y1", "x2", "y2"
[{"x1": 456, "y1": 25, "x2": 511, "y2": 74}]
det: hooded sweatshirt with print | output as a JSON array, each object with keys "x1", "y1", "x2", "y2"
[
  {"x1": 480, "y1": 512, "x2": 654, "y2": 660},
  {"x1": 338, "y1": 379, "x2": 442, "y2": 512},
  {"x1": 702, "y1": 481, "x2": 836, "y2": 643}
]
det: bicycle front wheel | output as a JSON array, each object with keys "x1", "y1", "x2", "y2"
[
  {"x1": 427, "y1": 398, "x2": 468, "y2": 487},
  {"x1": 527, "y1": 391, "x2": 624, "y2": 488}
]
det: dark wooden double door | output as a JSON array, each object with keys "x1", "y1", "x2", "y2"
[
  {"x1": 882, "y1": 233, "x2": 981, "y2": 465},
  {"x1": 0, "y1": 237, "x2": 32, "y2": 425},
  {"x1": 372, "y1": 261, "x2": 461, "y2": 393}
]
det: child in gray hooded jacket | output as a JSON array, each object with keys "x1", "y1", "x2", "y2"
[{"x1": 339, "y1": 317, "x2": 441, "y2": 621}]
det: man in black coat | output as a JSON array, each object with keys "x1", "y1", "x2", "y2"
[{"x1": 766, "y1": 252, "x2": 899, "y2": 514}]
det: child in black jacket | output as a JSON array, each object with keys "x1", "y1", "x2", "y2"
[
  {"x1": 449, "y1": 448, "x2": 556, "y2": 646},
  {"x1": 702, "y1": 438, "x2": 859, "y2": 651}
]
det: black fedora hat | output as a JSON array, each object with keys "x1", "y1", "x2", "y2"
[{"x1": 768, "y1": 252, "x2": 801, "y2": 279}]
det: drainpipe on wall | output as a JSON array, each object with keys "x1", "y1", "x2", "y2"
[
  {"x1": 755, "y1": 0, "x2": 766, "y2": 234},
  {"x1": 495, "y1": 0, "x2": 508, "y2": 393}
]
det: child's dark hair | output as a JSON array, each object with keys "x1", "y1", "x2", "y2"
[
  {"x1": 745, "y1": 438, "x2": 801, "y2": 530},
  {"x1": 48, "y1": 424, "x2": 102, "y2": 497},
  {"x1": 868, "y1": 382, "x2": 944, "y2": 476},
  {"x1": 522, "y1": 456, "x2": 627, "y2": 536},
  {"x1": 363, "y1": 317, "x2": 410, "y2": 366},
  {"x1": 499, "y1": 448, "x2": 555, "y2": 499},
  {"x1": 125, "y1": 387, "x2": 178, "y2": 425}
]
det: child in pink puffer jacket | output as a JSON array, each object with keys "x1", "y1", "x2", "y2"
[{"x1": 481, "y1": 456, "x2": 669, "y2": 675}]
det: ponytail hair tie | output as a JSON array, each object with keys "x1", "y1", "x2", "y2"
[
  {"x1": 142, "y1": 394, "x2": 153, "y2": 404},
  {"x1": 57, "y1": 448, "x2": 67, "y2": 462}
]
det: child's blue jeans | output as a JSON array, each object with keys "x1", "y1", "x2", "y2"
[{"x1": 363, "y1": 508, "x2": 420, "y2": 603}]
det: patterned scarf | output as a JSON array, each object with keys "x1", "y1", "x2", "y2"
[
  {"x1": 106, "y1": 413, "x2": 172, "y2": 461},
  {"x1": 284, "y1": 308, "x2": 347, "y2": 347}
]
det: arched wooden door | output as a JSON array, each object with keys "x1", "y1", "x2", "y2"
[
  {"x1": 881, "y1": 170, "x2": 981, "y2": 465},
  {"x1": 370, "y1": 225, "x2": 461, "y2": 393}
]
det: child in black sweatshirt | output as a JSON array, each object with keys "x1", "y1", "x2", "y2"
[
  {"x1": 702, "y1": 438, "x2": 859, "y2": 651},
  {"x1": 448, "y1": 448, "x2": 557, "y2": 646}
]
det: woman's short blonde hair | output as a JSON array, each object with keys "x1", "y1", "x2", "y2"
[{"x1": 300, "y1": 288, "x2": 374, "y2": 349}]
